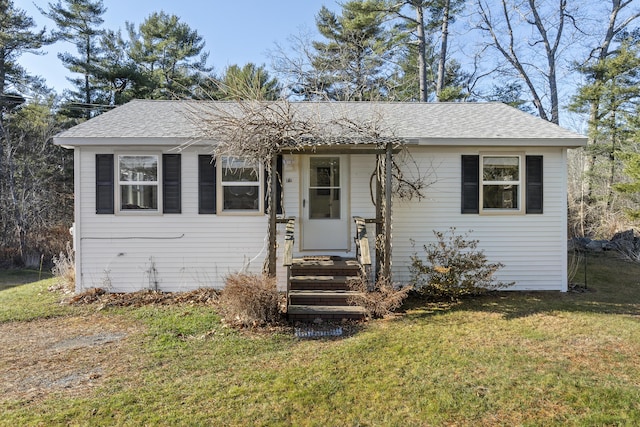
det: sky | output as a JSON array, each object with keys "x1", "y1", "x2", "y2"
[{"x1": 17, "y1": 0, "x2": 339, "y2": 93}]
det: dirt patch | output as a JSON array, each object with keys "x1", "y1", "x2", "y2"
[{"x1": 0, "y1": 314, "x2": 144, "y2": 403}]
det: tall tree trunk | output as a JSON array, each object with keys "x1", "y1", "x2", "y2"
[
  {"x1": 0, "y1": 53, "x2": 5, "y2": 242},
  {"x1": 6, "y1": 137, "x2": 27, "y2": 263},
  {"x1": 436, "y1": 0, "x2": 451, "y2": 100},
  {"x1": 528, "y1": 0, "x2": 564, "y2": 125},
  {"x1": 416, "y1": 4, "x2": 428, "y2": 102},
  {"x1": 85, "y1": 34, "x2": 92, "y2": 119},
  {"x1": 607, "y1": 126, "x2": 617, "y2": 209}
]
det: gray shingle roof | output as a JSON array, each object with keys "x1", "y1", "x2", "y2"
[{"x1": 54, "y1": 99, "x2": 586, "y2": 147}]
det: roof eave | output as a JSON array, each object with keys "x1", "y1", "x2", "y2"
[
  {"x1": 52, "y1": 136, "x2": 212, "y2": 147},
  {"x1": 412, "y1": 137, "x2": 588, "y2": 148}
]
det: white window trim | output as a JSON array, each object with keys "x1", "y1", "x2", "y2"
[
  {"x1": 216, "y1": 156, "x2": 264, "y2": 216},
  {"x1": 479, "y1": 152, "x2": 525, "y2": 215},
  {"x1": 115, "y1": 152, "x2": 162, "y2": 215}
]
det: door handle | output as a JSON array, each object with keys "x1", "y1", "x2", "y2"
[{"x1": 303, "y1": 199, "x2": 306, "y2": 208}]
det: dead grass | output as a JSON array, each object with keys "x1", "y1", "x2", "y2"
[
  {"x1": 218, "y1": 273, "x2": 283, "y2": 327},
  {"x1": 347, "y1": 274, "x2": 411, "y2": 318},
  {"x1": 51, "y1": 242, "x2": 75, "y2": 292},
  {"x1": 0, "y1": 314, "x2": 145, "y2": 404}
]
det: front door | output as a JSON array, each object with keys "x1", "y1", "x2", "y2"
[{"x1": 302, "y1": 155, "x2": 350, "y2": 251}]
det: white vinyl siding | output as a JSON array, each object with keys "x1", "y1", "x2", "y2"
[
  {"x1": 75, "y1": 145, "x2": 568, "y2": 293},
  {"x1": 391, "y1": 145, "x2": 568, "y2": 291},
  {"x1": 76, "y1": 146, "x2": 267, "y2": 292}
]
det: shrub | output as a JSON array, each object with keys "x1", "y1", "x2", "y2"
[
  {"x1": 347, "y1": 274, "x2": 411, "y2": 318},
  {"x1": 51, "y1": 242, "x2": 75, "y2": 292},
  {"x1": 409, "y1": 228, "x2": 512, "y2": 300},
  {"x1": 218, "y1": 273, "x2": 282, "y2": 327}
]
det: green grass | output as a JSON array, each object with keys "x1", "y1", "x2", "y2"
[
  {"x1": 2, "y1": 252, "x2": 640, "y2": 426},
  {"x1": 0, "y1": 268, "x2": 52, "y2": 291},
  {"x1": 0, "y1": 277, "x2": 85, "y2": 323}
]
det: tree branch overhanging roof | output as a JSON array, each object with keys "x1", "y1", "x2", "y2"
[{"x1": 53, "y1": 99, "x2": 587, "y2": 148}]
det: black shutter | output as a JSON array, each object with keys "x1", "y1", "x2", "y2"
[
  {"x1": 264, "y1": 155, "x2": 283, "y2": 215},
  {"x1": 461, "y1": 155, "x2": 479, "y2": 214},
  {"x1": 96, "y1": 154, "x2": 114, "y2": 214},
  {"x1": 526, "y1": 155, "x2": 543, "y2": 214},
  {"x1": 199, "y1": 155, "x2": 216, "y2": 214},
  {"x1": 163, "y1": 154, "x2": 181, "y2": 213}
]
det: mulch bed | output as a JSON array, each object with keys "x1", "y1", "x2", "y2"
[{"x1": 66, "y1": 287, "x2": 220, "y2": 307}]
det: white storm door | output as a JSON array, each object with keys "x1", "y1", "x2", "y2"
[{"x1": 302, "y1": 155, "x2": 350, "y2": 251}]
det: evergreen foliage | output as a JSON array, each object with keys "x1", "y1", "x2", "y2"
[
  {"x1": 126, "y1": 11, "x2": 211, "y2": 99},
  {"x1": 300, "y1": 1, "x2": 399, "y2": 100},
  {"x1": 40, "y1": 0, "x2": 107, "y2": 118}
]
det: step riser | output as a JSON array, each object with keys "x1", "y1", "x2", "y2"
[
  {"x1": 290, "y1": 282, "x2": 351, "y2": 291},
  {"x1": 289, "y1": 296, "x2": 351, "y2": 306},
  {"x1": 291, "y1": 269, "x2": 361, "y2": 277},
  {"x1": 289, "y1": 313, "x2": 365, "y2": 321}
]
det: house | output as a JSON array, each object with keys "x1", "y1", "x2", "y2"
[{"x1": 54, "y1": 100, "x2": 586, "y2": 299}]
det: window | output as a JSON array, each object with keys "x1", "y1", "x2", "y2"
[
  {"x1": 481, "y1": 155, "x2": 521, "y2": 211},
  {"x1": 118, "y1": 154, "x2": 159, "y2": 211},
  {"x1": 95, "y1": 154, "x2": 181, "y2": 215},
  {"x1": 461, "y1": 154, "x2": 543, "y2": 215},
  {"x1": 309, "y1": 156, "x2": 341, "y2": 219},
  {"x1": 218, "y1": 157, "x2": 262, "y2": 213},
  {"x1": 198, "y1": 154, "x2": 281, "y2": 215}
]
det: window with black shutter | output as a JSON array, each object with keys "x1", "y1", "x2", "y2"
[{"x1": 461, "y1": 154, "x2": 543, "y2": 215}]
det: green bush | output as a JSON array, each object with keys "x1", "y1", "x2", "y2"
[{"x1": 410, "y1": 228, "x2": 511, "y2": 299}]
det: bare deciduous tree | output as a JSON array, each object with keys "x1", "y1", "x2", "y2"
[
  {"x1": 475, "y1": 0, "x2": 569, "y2": 124},
  {"x1": 183, "y1": 99, "x2": 429, "y2": 279}
]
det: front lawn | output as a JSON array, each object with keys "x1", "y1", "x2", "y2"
[{"x1": 1, "y1": 252, "x2": 639, "y2": 426}]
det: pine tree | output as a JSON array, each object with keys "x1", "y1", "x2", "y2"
[
  {"x1": 94, "y1": 29, "x2": 145, "y2": 105},
  {"x1": 126, "y1": 11, "x2": 211, "y2": 100},
  {"x1": 307, "y1": 1, "x2": 398, "y2": 101},
  {"x1": 40, "y1": 0, "x2": 107, "y2": 118},
  {"x1": 213, "y1": 63, "x2": 281, "y2": 100},
  {"x1": 572, "y1": 37, "x2": 640, "y2": 210}
]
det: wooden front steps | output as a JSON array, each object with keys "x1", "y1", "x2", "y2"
[{"x1": 287, "y1": 257, "x2": 367, "y2": 322}]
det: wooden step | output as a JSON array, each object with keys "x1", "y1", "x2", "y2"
[
  {"x1": 290, "y1": 258, "x2": 362, "y2": 277},
  {"x1": 287, "y1": 257, "x2": 366, "y2": 322},
  {"x1": 289, "y1": 290, "x2": 363, "y2": 306},
  {"x1": 289, "y1": 275, "x2": 358, "y2": 291},
  {"x1": 287, "y1": 304, "x2": 367, "y2": 321}
]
